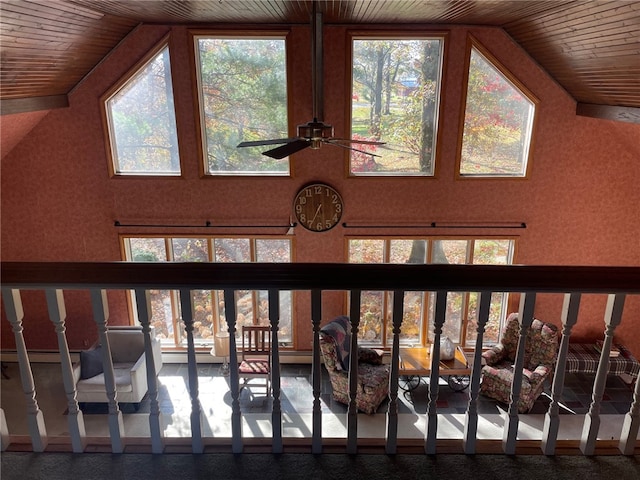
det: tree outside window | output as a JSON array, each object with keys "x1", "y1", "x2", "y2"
[
  {"x1": 350, "y1": 37, "x2": 443, "y2": 176},
  {"x1": 195, "y1": 36, "x2": 289, "y2": 175},
  {"x1": 460, "y1": 46, "x2": 536, "y2": 177},
  {"x1": 105, "y1": 45, "x2": 180, "y2": 175}
]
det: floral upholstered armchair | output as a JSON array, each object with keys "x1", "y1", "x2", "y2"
[
  {"x1": 480, "y1": 313, "x2": 559, "y2": 413},
  {"x1": 319, "y1": 316, "x2": 390, "y2": 414}
]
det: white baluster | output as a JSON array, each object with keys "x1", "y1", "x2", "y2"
[
  {"x1": 426, "y1": 290, "x2": 446, "y2": 454},
  {"x1": 463, "y1": 290, "x2": 491, "y2": 454},
  {"x1": 581, "y1": 293, "x2": 626, "y2": 455},
  {"x1": 347, "y1": 289, "x2": 361, "y2": 454},
  {"x1": 134, "y1": 288, "x2": 164, "y2": 454},
  {"x1": 310, "y1": 289, "x2": 323, "y2": 454},
  {"x1": 179, "y1": 288, "x2": 203, "y2": 453},
  {"x1": 542, "y1": 293, "x2": 580, "y2": 455},
  {"x1": 45, "y1": 289, "x2": 86, "y2": 452},
  {"x1": 2, "y1": 288, "x2": 48, "y2": 452},
  {"x1": 90, "y1": 289, "x2": 124, "y2": 453},
  {"x1": 223, "y1": 289, "x2": 243, "y2": 453},
  {"x1": 385, "y1": 289, "x2": 404, "y2": 454},
  {"x1": 0, "y1": 408, "x2": 9, "y2": 451},
  {"x1": 619, "y1": 362, "x2": 640, "y2": 455},
  {"x1": 269, "y1": 289, "x2": 283, "y2": 453},
  {"x1": 503, "y1": 292, "x2": 536, "y2": 455}
]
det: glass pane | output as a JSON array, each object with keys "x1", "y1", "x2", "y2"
[
  {"x1": 351, "y1": 38, "x2": 442, "y2": 176},
  {"x1": 428, "y1": 241, "x2": 468, "y2": 344},
  {"x1": 278, "y1": 290, "x2": 292, "y2": 343},
  {"x1": 255, "y1": 239, "x2": 292, "y2": 342},
  {"x1": 124, "y1": 238, "x2": 173, "y2": 342},
  {"x1": 360, "y1": 291, "x2": 384, "y2": 343},
  {"x1": 431, "y1": 240, "x2": 468, "y2": 264},
  {"x1": 466, "y1": 292, "x2": 505, "y2": 345},
  {"x1": 466, "y1": 239, "x2": 514, "y2": 345},
  {"x1": 348, "y1": 239, "x2": 384, "y2": 263},
  {"x1": 473, "y1": 239, "x2": 513, "y2": 265},
  {"x1": 171, "y1": 238, "x2": 209, "y2": 262},
  {"x1": 128, "y1": 238, "x2": 167, "y2": 262},
  {"x1": 150, "y1": 290, "x2": 175, "y2": 341},
  {"x1": 460, "y1": 48, "x2": 535, "y2": 176},
  {"x1": 107, "y1": 47, "x2": 180, "y2": 175},
  {"x1": 177, "y1": 290, "x2": 214, "y2": 344},
  {"x1": 255, "y1": 239, "x2": 291, "y2": 262},
  {"x1": 214, "y1": 238, "x2": 251, "y2": 262},
  {"x1": 235, "y1": 290, "x2": 255, "y2": 329},
  {"x1": 197, "y1": 37, "x2": 289, "y2": 175},
  {"x1": 428, "y1": 291, "x2": 463, "y2": 344},
  {"x1": 386, "y1": 291, "x2": 424, "y2": 345},
  {"x1": 390, "y1": 239, "x2": 426, "y2": 264}
]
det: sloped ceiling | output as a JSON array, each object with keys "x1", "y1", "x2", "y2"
[{"x1": 1, "y1": 0, "x2": 639, "y2": 156}]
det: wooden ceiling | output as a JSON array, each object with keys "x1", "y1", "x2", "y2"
[{"x1": 1, "y1": 0, "x2": 639, "y2": 124}]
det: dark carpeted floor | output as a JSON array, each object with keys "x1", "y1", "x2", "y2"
[{"x1": 2, "y1": 452, "x2": 639, "y2": 480}]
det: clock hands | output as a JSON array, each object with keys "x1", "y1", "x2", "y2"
[{"x1": 309, "y1": 203, "x2": 323, "y2": 224}]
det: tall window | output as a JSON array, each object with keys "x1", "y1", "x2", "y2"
[
  {"x1": 347, "y1": 238, "x2": 515, "y2": 348},
  {"x1": 122, "y1": 236, "x2": 293, "y2": 347},
  {"x1": 459, "y1": 44, "x2": 536, "y2": 177},
  {"x1": 104, "y1": 44, "x2": 180, "y2": 176},
  {"x1": 194, "y1": 35, "x2": 289, "y2": 175},
  {"x1": 350, "y1": 36, "x2": 444, "y2": 176}
]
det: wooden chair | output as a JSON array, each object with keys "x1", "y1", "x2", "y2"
[{"x1": 239, "y1": 325, "x2": 271, "y2": 396}]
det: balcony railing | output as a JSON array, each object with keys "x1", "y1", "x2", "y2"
[{"x1": 1, "y1": 261, "x2": 639, "y2": 455}]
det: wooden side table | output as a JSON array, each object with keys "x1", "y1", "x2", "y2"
[{"x1": 399, "y1": 345, "x2": 471, "y2": 391}]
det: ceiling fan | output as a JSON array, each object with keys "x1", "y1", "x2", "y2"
[{"x1": 237, "y1": 5, "x2": 385, "y2": 160}]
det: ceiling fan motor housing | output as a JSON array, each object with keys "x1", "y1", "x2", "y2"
[{"x1": 298, "y1": 120, "x2": 334, "y2": 148}]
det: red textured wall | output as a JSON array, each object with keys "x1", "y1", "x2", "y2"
[{"x1": 2, "y1": 24, "x2": 639, "y2": 355}]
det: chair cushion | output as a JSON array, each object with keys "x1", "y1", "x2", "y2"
[
  {"x1": 76, "y1": 364, "x2": 135, "y2": 393},
  {"x1": 239, "y1": 360, "x2": 269, "y2": 374},
  {"x1": 320, "y1": 316, "x2": 351, "y2": 371},
  {"x1": 80, "y1": 347, "x2": 104, "y2": 379}
]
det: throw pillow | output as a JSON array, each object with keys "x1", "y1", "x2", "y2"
[{"x1": 80, "y1": 346, "x2": 104, "y2": 379}]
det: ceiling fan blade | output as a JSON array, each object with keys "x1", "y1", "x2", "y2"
[
  {"x1": 237, "y1": 137, "x2": 299, "y2": 148},
  {"x1": 263, "y1": 139, "x2": 310, "y2": 159},
  {"x1": 325, "y1": 140, "x2": 382, "y2": 158},
  {"x1": 328, "y1": 137, "x2": 386, "y2": 146}
]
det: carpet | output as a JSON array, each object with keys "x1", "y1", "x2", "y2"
[{"x1": 2, "y1": 452, "x2": 639, "y2": 480}]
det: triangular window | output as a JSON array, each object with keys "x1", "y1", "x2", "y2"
[
  {"x1": 460, "y1": 45, "x2": 536, "y2": 177},
  {"x1": 104, "y1": 44, "x2": 180, "y2": 176}
]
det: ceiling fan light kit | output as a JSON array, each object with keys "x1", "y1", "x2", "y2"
[{"x1": 237, "y1": 5, "x2": 384, "y2": 160}]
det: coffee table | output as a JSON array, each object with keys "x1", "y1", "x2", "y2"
[{"x1": 399, "y1": 345, "x2": 471, "y2": 391}]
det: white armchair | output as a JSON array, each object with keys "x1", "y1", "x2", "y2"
[{"x1": 73, "y1": 326, "x2": 163, "y2": 405}]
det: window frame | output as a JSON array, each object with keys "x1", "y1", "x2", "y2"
[
  {"x1": 120, "y1": 234, "x2": 295, "y2": 350},
  {"x1": 456, "y1": 36, "x2": 539, "y2": 179},
  {"x1": 346, "y1": 30, "x2": 447, "y2": 178},
  {"x1": 346, "y1": 236, "x2": 517, "y2": 349},
  {"x1": 191, "y1": 30, "x2": 293, "y2": 178},
  {"x1": 101, "y1": 36, "x2": 183, "y2": 178}
]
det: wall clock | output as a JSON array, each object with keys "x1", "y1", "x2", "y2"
[{"x1": 293, "y1": 183, "x2": 343, "y2": 232}]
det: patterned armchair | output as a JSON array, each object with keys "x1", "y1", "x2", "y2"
[
  {"x1": 319, "y1": 316, "x2": 390, "y2": 414},
  {"x1": 480, "y1": 313, "x2": 559, "y2": 413}
]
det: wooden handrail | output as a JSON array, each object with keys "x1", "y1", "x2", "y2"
[{"x1": 1, "y1": 262, "x2": 640, "y2": 293}]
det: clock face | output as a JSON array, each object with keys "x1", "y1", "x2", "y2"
[{"x1": 293, "y1": 183, "x2": 343, "y2": 232}]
